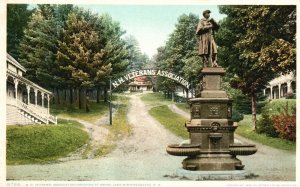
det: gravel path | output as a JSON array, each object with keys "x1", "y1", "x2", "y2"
[
  {"x1": 58, "y1": 117, "x2": 110, "y2": 160},
  {"x1": 7, "y1": 94, "x2": 183, "y2": 180},
  {"x1": 169, "y1": 104, "x2": 296, "y2": 181}
]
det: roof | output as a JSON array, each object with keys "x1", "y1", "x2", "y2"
[{"x1": 7, "y1": 53, "x2": 27, "y2": 72}]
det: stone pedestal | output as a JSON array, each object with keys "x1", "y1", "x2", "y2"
[{"x1": 167, "y1": 67, "x2": 257, "y2": 172}]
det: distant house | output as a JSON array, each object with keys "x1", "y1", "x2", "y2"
[
  {"x1": 263, "y1": 72, "x2": 296, "y2": 100},
  {"x1": 128, "y1": 76, "x2": 153, "y2": 92},
  {"x1": 6, "y1": 53, "x2": 57, "y2": 125}
]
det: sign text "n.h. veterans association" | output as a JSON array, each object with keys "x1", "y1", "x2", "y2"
[{"x1": 111, "y1": 69, "x2": 190, "y2": 89}]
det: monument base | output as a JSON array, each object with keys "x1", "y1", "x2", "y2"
[
  {"x1": 182, "y1": 154, "x2": 243, "y2": 171},
  {"x1": 175, "y1": 168, "x2": 250, "y2": 180}
]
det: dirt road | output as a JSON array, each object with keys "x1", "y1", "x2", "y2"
[{"x1": 7, "y1": 94, "x2": 183, "y2": 180}]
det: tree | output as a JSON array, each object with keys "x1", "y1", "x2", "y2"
[
  {"x1": 7, "y1": 4, "x2": 32, "y2": 59},
  {"x1": 93, "y1": 14, "x2": 130, "y2": 101},
  {"x1": 124, "y1": 35, "x2": 150, "y2": 71},
  {"x1": 56, "y1": 11, "x2": 112, "y2": 111},
  {"x1": 18, "y1": 5, "x2": 59, "y2": 88},
  {"x1": 154, "y1": 13, "x2": 202, "y2": 95},
  {"x1": 216, "y1": 5, "x2": 296, "y2": 130}
]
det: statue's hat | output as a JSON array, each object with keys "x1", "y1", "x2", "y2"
[{"x1": 203, "y1": 10, "x2": 211, "y2": 15}]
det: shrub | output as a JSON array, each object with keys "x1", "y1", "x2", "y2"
[
  {"x1": 257, "y1": 111, "x2": 279, "y2": 137},
  {"x1": 232, "y1": 108, "x2": 244, "y2": 122},
  {"x1": 286, "y1": 92, "x2": 296, "y2": 99},
  {"x1": 272, "y1": 103, "x2": 296, "y2": 142}
]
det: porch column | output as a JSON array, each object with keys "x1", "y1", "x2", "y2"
[
  {"x1": 263, "y1": 89, "x2": 266, "y2": 96},
  {"x1": 34, "y1": 89, "x2": 38, "y2": 106},
  {"x1": 270, "y1": 86, "x2": 273, "y2": 100},
  {"x1": 41, "y1": 92, "x2": 45, "y2": 107},
  {"x1": 287, "y1": 81, "x2": 292, "y2": 93},
  {"x1": 278, "y1": 84, "x2": 281, "y2": 98},
  {"x1": 26, "y1": 85, "x2": 31, "y2": 104},
  {"x1": 14, "y1": 78, "x2": 19, "y2": 101},
  {"x1": 47, "y1": 94, "x2": 50, "y2": 114}
]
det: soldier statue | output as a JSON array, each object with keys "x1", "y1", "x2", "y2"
[{"x1": 196, "y1": 10, "x2": 220, "y2": 67}]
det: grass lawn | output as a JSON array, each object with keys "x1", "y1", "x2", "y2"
[
  {"x1": 236, "y1": 115, "x2": 296, "y2": 152},
  {"x1": 149, "y1": 105, "x2": 188, "y2": 139},
  {"x1": 263, "y1": 99, "x2": 296, "y2": 115},
  {"x1": 7, "y1": 119, "x2": 89, "y2": 165},
  {"x1": 175, "y1": 103, "x2": 190, "y2": 113},
  {"x1": 141, "y1": 92, "x2": 175, "y2": 107},
  {"x1": 141, "y1": 92, "x2": 188, "y2": 138},
  {"x1": 50, "y1": 100, "x2": 108, "y2": 123},
  {"x1": 94, "y1": 95, "x2": 132, "y2": 157}
]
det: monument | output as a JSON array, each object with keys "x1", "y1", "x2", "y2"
[{"x1": 166, "y1": 10, "x2": 257, "y2": 180}]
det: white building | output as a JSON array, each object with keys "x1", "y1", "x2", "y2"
[
  {"x1": 6, "y1": 53, "x2": 57, "y2": 125},
  {"x1": 128, "y1": 76, "x2": 153, "y2": 92},
  {"x1": 263, "y1": 72, "x2": 296, "y2": 100}
]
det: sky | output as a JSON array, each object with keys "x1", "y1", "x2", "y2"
[{"x1": 78, "y1": 5, "x2": 226, "y2": 58}]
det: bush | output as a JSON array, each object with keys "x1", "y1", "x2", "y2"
[
  {"x1": 272, "y1": 103, "x2": 296, "y2": 142},
  {"x1": 286, "y1": 92, "x2": 296, "y2": 99},
  {"x1": 257, "y1": 112, "x2": 279, "y2": 137},
  {"x1": 232, "y1": 108, "x2": 244, "y2": 122},
  {"x1": 257, "y1": 99, "x2": 296, "y2": 139}
]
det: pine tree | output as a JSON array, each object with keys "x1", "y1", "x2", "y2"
[
  {"x1": 56, "y1": 11, "x2": 114, "y2": 110},
  {"x1": 7, "y1": 4, "x2": 32, "y2": 59},
  {"x1": 18, "y1": 5, "x2": 58, "y2": 88}
]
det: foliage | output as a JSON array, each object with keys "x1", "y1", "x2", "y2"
[
  {"x1": 15, "y1": 5, "x2": 131, "y2": 111},
  {"x1": 153, "y1": 14, "x2": 201, "y2": 92},
  {"x1": 217, "y1": 5, "x2": 296, "y2": 129},
  {"x1": 264, "y1": 99, "x2": 296, "y2": 116},
  {"x1": 257, "y1": 110, "x2": 278, "y2": 137},
  {"x1": 257, "y1": 99, "x2": 295, "y2": 139},
  {"x1": 272, "y1": 103, "x2": 296, "y2": 142},
  {"x1": 18, "y1": 5, "x2": 61, "y2": 88},
  {"x1": 7, "y1": 4, "x2": 32, "y2": 59},
  {"x1": 7, "y1": 121, "x2": 89, "y2": 165},
  {"x1": 236, "y1": 115, "x2": 295, "y2": 151},
  {"x1": 56, "y1": 10, "x2": 112, "y2": 89},
  {"x1": 124, "y1": 35, "x2": 150, "y2": 71},
  {"x1": 232, "y1": 108, "x2": 244, "y2": 122}
]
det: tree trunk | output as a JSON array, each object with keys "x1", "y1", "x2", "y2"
[
  {"x1": 186, "y1": 88, "x2": 189, "y2": 103},
  {"x1": 96, "y1": 88, "x2": 100, "y2": 103},
  {"x1": 52, "y1": 88, "x2": 55, "y2": 104},
  {"x1": 78, "y1": 88, "x2": 82, "y2": 109},
  {"x1": 171, "y1": 92, "x2": 174, "y2": 102},
  {"x1": 56, "y1": 88, "x2": 60, "y2": 105},
  {"x1": 251, "y1": 93, "x2": 257, "y2": 131},
  {"x1": 85, "y1": 89, "x2": 89, "y2": 112},
  {"x1": 70, "y1": 88, "x2": 73, "y2": 104},
  {"x1": 82, "y1": 89, "x2": 87, "y2": 112},
  {"x1": 104, "y1": 87, "x2": 108, "y2": 102},
  {"x1": 76, "y1": 89, "x2": 79, "y2": 108},
  {"x1": 64, "y1": 89, "x2": 69, "y2": 106}
]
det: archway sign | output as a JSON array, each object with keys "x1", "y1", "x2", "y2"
[
  {"x1": 111, "y1": 69, "x2": 191, "y2": 90},
  {"x1": 108, "y1": 69, "x2": 191, "y2": 125}
]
